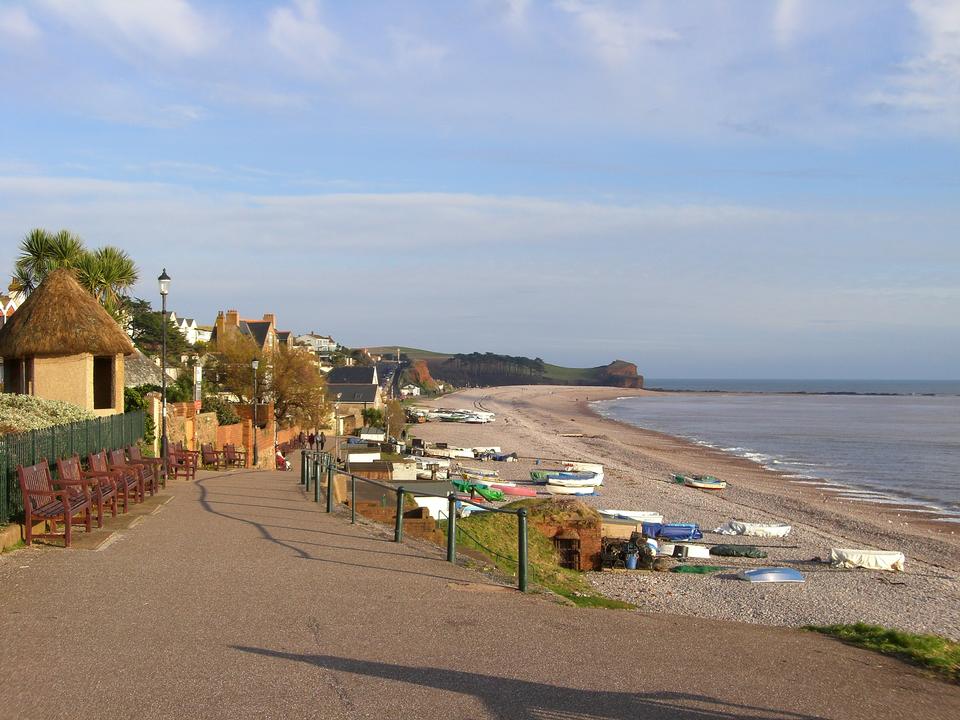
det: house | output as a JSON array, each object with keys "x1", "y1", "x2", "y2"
[
  {"x1": 0, "y1": 269, "x2": 133, "y2": 416},
  {"x1": 326, "y1": 365, "x2": 378, "y2": 385},
  {"x1": 295, "y1": 333, "x2": 338, "y2": 357},
  {"x1": 0, "y1": 286, "x2": 25, "y2": 328},
  {"x1": 325, "y1": 383, "x2": 382, "y2": 431},
  {"x1": 358, "y1": 426, "x2": 386, "y2": 442},
  {"x1": 400, "y1": 384, "x2": 422, "y2": 398},
  {"x1": 210, "y1": 310, "x2": 293, "y2": 353}
]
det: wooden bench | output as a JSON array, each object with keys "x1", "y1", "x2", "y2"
[
  {"x1": 127, "y1": 445, "x2": 164, "y2": 489},
  {"x1": 57, "y1": 455, "x2": 119, "y2": 527},
  {"x1": 108, "y1": 449, "x2": 156, "y2": 497},
  {"x1": 201, "y1": 443, "x2": 226, "y2": 470},
  {"x1": 165, "y1": 446, "x2": 197, "y2": 481},
  {"x1": 17, "y1": 460, "x2": 92, "y2": 547},
  {"x1": 223, "y1": 444, "x2": 246, "y2": 468},
  {"x1": 89, "y1": 450, "x2": 142, "y2": 505}
]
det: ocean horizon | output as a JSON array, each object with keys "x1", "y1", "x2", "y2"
[
  {"x1": 595, "y1": 389, "x2": 960, "y2": 521},
  {"x1": 643, "y1": 378, "x2": 960, "y2": 396}
]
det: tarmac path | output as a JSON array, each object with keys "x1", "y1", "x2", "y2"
[{"x1": 2, "y1": 461, "x2": 958, "y2": 719}]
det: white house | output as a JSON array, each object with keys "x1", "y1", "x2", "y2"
[
  {"x1": 400, "y1": 384, "x2": 422, "y2": 398},
  {"x1": 295, "y1": 332, "x2": 339, "y2": 357}
]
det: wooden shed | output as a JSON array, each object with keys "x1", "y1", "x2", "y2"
[{"x1": 0, "y1": 269, "x2": 134, "y2": 416}]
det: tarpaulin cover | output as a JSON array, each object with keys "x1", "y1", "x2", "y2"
[
  {"x1": 714, "y1": 521, "x2": 792, "y2": 538},
  {"x1": 830, "y1": 548, "x2": 905, "y2": 572},
  {"x1": 710, "y1": 544, "x2": 767, "y2": 558},
  {"x1": 641, "y1": 522, "x2": 703, "y2": 541}
]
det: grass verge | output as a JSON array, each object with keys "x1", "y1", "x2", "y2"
[
  {"x1": 442, "y1": 504, "x2": 634, "y2": 610},
  {"x1": 805, "y1": 623, "x2": 960, "y2": 683}
]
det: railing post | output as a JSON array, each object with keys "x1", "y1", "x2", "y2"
[
  {"x1": 394, "y1": 487, "x2": 404, "y2": 542},
  {"x1": 446, "y1": 494, "x2": 457, "y2": 563},
  {"x1": 517, "y1": 509, "x2": 529, "y2": 592},
  {"x1": 305, "y1": 453, "x2": 312, "y2": 492},
  {"x1": 326, "y1": 465, "x2": 334, "y2": 513},
  {"x1": 300, "y1": 450, "x2": 307, "y2": 485},
  {"x1": 314, "y1": 457, "x2": 322, "y2": 504},
  {"x1": 351, "y1": 475, "x2": 356, "y2": 524}
]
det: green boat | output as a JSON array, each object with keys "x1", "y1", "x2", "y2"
[{"x1": 451, "y1": 477, "x2": 505, "y2": 502}]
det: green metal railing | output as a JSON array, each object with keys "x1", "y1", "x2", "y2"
[
  {"x1": 300, "y1": 450, "x2": 529, "y2": 591},
  {"x1": 0, "y1": 410, "x2": 146, "y2": 525}
]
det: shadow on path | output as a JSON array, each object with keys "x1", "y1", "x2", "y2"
[
  {"x1": 196, "y1": 475, "x2": 480, "y2": 585},
  {"x1": 231, "y1": 646, "x2": 823, "y2": 720}
]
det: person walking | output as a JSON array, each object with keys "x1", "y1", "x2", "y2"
[
  {"x1": 319, "y1": 432, "x2": 326, "y2": 451},
  {"x1": 307, "y1": 432, "x2": 315, "y2": 449}
]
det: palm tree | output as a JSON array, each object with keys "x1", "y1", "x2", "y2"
[{"x1": 10, "y1": 228, "x2": 139, "y2": 320}]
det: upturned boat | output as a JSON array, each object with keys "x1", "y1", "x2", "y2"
[{"x1": 677, "y1": 474, "x2": 727, "y2": 490}]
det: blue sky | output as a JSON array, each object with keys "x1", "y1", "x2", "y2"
[{"x1": 0, "y1": 0, "x2": 957, "y2": 377}]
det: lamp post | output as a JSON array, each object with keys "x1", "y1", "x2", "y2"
[
  {"x1": 334, "y1": 392, "x2": 342, "y2": 467},
  {"x1": 252, "y1": 358, "x2": 260, "y2": 467},
  {"x1": 158, "y1": 269, "x2": 171, "y2": 475}
]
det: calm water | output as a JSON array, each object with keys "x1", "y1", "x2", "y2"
[{"x1": 595, "y1": 387, "x2": 960, "y2": 520}]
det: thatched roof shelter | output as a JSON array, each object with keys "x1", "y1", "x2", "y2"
[{"x1": 0, "y1": 269, "x2": 134, "y2": 359}]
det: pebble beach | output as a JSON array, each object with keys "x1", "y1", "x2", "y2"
[{"x1": 413, "y1": 385, "x2": 960, "y2": 640}]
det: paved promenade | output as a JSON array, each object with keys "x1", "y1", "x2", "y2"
[{"x1": 2, "y1": 462, "x2": 959, "y2": 720}]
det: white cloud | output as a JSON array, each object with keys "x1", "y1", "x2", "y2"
[
  {"x1": 389, "y1": 29, "x2": 448, "y2": 70},
  {"x1": 503, "y1": 0, "x2": 531, "y2": 29},
  {"x1": 268, "y1": 0, "x2": 341, "y2": 76},
  {"x1": 0, "y1": 5, "x2": 40, "y2": 41},
  {"x1": 865, "y1": 0, "x2": 960, "y2": 129},
  {"x1": 39, "y1": 0, "x2": 215, "y2": 58},
  {"x1": 773, "y1": 0, "x2": 802, "y2": 49},
  {"x1": 555, "y1": 0, "x2": 681, "y2": 68}
]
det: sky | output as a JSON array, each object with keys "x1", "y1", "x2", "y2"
[{"x1": 0, "y1": 0, "x2": 957, "y2": 378}]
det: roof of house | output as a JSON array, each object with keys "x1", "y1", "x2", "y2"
[
  {"x1": 326, "y1": 384, "x2": 378, "y2": 403},
  {"x1": 123, "y1": 349, "x2": 167, "y2": 387},
  {"x1": 0, "y1": 269, "x2": 134, "y2": 358},
  {"x1": 326, "y1": 366, "x2": 376, "y2": 384},
  {"x1": 244, "y1": 320, "x2": 272, "y2": 349},
  {"x1": 276, "y1": 330, "x2": 291, "y2": 344}
]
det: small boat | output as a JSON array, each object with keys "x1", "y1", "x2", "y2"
[
  {"x1": 682, "y1": 475, "x2": 727, "y2": 490},
  {"x1": 714, "y1": 520, "x2": 791, "y2": 538},
  {"x1": 543, "y1": 484, "x2": 597, "y2": 496},
  {"x1": 599, "y1": 510, "x2": 664, "y2": 524},
  {"x1": 738, "y1": 567, "x2": 805, "y2": 583},
  {"x1": 492, "y1": 484, "x2": 537, "y2": 497},
  {"x1": 457, "y1": 466, "x2": 500, "y2": 480},
  {"x1": 451, "y1": 478, "x2": 504, "y2": 502},
  {"x1": 530, "y1": 470, "x2": 602, "y2": 486}
]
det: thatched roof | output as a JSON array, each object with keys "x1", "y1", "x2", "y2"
[{"x1": 0, "y1": 269, "x2": 134, "y2": 358}]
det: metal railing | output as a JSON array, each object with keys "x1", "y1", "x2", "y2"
[
  {"x1": 300, "y1": 450, "x2": 529, "y2": 591},
  {"x1": 0, "y1": 410, "x2": 147, "y2": 525}
]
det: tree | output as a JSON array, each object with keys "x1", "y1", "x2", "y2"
[
  {"x1": 383, "y1": 399, "x2": 406, "y2": 440},
  {"x1": 11, "y1": 228, "x2": 139, "y2": 320},
  {"x1": 204, "y1": 333, "x2": 263, "y2": 403},
  {"x1": 268, "y1": 345, "x2": 328, "y2": 430},
  {"x1": 127, "y1": 298, "x2": 191, "y2": 365}
]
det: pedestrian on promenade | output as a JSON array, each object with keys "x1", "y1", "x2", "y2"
[
  {"x1": 308, "y1": 432, "x2": 315, "y2": 449},
  {"x1": 319, "y1": 432, "x2": 326, "y2": 451}
]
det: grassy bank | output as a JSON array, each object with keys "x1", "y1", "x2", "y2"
[
  {"x1": 444, "y1": 501, "x2": 633, "y2": 610},
  {"x1": 806, "y1": 623, "x2": 960, "y2": 683}
]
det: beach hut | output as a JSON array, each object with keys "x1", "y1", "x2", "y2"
[{"x1": 0, "y1": 269, "x2": 134, "y2": 416}]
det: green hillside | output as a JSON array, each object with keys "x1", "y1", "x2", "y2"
[{"x1": 365, "y1": 347, "x2": 642, "y2": 388}]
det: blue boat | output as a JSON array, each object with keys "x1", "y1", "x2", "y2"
[{"x1": 738, "y1": 567, "x2": 805, "y2": 583}]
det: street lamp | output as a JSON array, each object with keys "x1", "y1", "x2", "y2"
[
  {"x1": 252, "y1": 358, "x2": 260, "y2": 467},
  {"x1": 158, "y1": 269, "x2": 171, "y2": 476},
  {"x1": 334, "y1": 392, "x2": 342, "y2": 467}
]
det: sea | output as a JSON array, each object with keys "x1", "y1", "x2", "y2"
[{"x1": 593, "y1": 380, "x2": 960, "y2": 522}]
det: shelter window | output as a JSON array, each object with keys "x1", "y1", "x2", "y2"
[{"x1": 93, "y1": 356, "x2": 114, "y2": 409}]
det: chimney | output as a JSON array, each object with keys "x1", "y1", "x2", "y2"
[
  {"x1": 225, "y1": 309, "x2": 240, "y2": 327},
  {"x1": 262, "y1": 313, "x2": 276, "y2": 326}
]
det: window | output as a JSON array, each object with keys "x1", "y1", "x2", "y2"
[{"x1": 93, "y1": 356, "x2": 114, "y2": 409}]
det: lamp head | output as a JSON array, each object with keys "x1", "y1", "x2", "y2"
[
  {"x1": 158, "y1": 268, "x2": 171, "y2": 296},
  {"x1": 252, "y1": 359, "x2": 259, "y2": 370}
]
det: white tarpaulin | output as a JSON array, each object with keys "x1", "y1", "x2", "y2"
[
  {"x1": 830, "y1": 548, "x2": 905, "y2": 572},
  {"x1": 714, "y1": 520, "x2": 792, "y2": 538}
]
